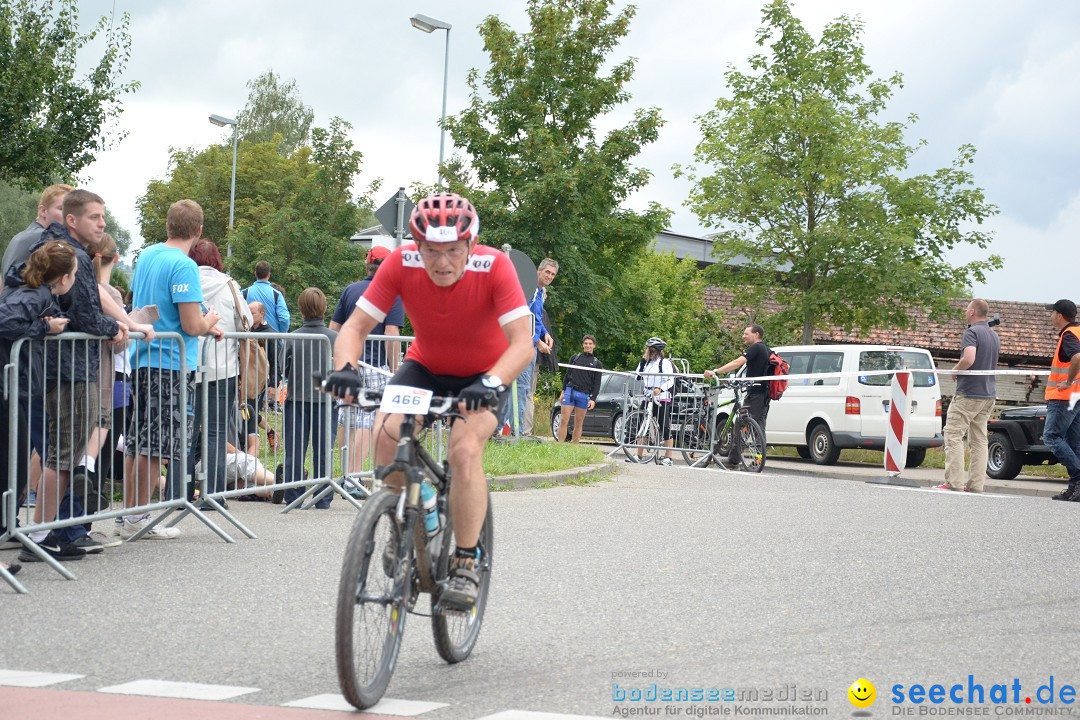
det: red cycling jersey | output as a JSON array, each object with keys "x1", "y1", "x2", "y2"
[{"x1": 356, "y1": 244, "x2": 531, "y2": 377}]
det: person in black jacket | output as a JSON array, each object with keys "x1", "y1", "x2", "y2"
[
  {"x1": 0, "y1": 241, "x2": 77, "y2": 564},
  {"x1": 12, "y1": 190, "x2": 124, "y2": 560},
  {"x1": 557, "y1": 335, "x2": 604, "y2": 444},
  {"x1": 704, "y1": 324, "x2": 771, "y2": 468}
]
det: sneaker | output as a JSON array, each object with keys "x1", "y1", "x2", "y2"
[
  {"x1": 932, "y1": 483, "x2": 960, "y2": 491},
  {"x1": 17, "y1": 532, "x2": 86, "y2": 563},
  {"x1": 115, "y1": 515, "x2": 181, "y2": 541},
  {"x1": 88, "y1": 530, "x2": 122, "y2": 549},
  {"x1": 659, "y1": 457, "x2": 674, "y2": 467},
  {"x1": 441, "y1": 552, "x2": 481, "y2": 611},
  {"x1": 67, "y1": 534, "x2": 104, "y2": 554},
  {"x1": 72, "y1": 466, "x2": 108, "y2": 512},
  {"x1": 1, "y1": 561, "x2": 21, "y2": 576}
]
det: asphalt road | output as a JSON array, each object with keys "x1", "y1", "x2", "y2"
[{"x1": 3, "y1": 462, "x2": 1079, "y2": 718}]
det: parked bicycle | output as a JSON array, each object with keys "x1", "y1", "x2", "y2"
[
  {"x1": 677, "y1": 379, "x2": 767, "y2": 472},
  {"x1": 620, "y1": 394, "x2": 665, "y2": 464},
  {"x1": 330, "y1": 386, "x2": 494, "y2": 709}
]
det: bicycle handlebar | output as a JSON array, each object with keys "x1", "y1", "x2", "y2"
[{"x1": 314, "y1": 372, "x2": 498, "y2": 416}]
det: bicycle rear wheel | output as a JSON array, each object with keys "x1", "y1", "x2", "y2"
[
  {"x1": 432, "y1": 492, "x2": 494, "y2": 663},
  {"x1": 735, "y1": 415, "x2": 767, "y2": 473},
  {"x1": 621, "y1": 408, "x2": 659, "y2": 464},
  {"x1": 336, "y1": 490, "x2": 409, "y2": 709},
  {"x1": 679, "y1": 413, "x2": 711, "y2": 466}
]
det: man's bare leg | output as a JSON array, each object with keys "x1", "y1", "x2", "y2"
[{"x1": 571, "y1": 407, "x2": 588, "y2": 443}]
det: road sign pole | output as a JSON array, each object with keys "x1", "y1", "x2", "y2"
[{"x1": 394, "y1": 187, "x2": 407, "y2": 248}]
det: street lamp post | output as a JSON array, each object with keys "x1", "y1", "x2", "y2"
[
  {"x1": 410, "y1": 13, "x2": 452, "y2": 188},
  {"x1": 208, "y1": 113, "x2": 238, "y2": 257}
]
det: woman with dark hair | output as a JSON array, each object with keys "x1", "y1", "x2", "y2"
[
  {"x1": 188, "y1": 239, "x2": 252, "y2": 506},
  {"x1": 0, "y1": 241, "x2": 77, "y2": 572}
]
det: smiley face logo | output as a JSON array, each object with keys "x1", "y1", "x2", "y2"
[{"x1": 848, "y1": 678, "x2": 876, "y2": 708}]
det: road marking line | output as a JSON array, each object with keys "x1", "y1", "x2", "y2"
[
  {"x1": 865, "y1": 484, "x2": 1021, "y2": 498},
  {"x1": 475, "y1": 712, "x2": 610, "y2": 720},
  {"x1": 284, "y1": 694, "x2": 448, "y2": 714},
  {"x1": 0, "y1": 669, "x2": 83, "y2": 687},
  {"x1": 97, "y1": 679, "x2": 260, "y2": 700}
]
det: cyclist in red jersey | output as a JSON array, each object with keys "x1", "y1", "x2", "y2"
[{"x1": 327, "y1": 193, "x2": 533, "y2": 609}]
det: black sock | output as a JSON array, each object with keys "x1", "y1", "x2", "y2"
[{"x1": 454, "y1": 545, "x2": 478, "y2": 560}]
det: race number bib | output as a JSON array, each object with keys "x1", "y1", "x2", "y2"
[{"x1": 380, "y1": 385, "x2": 433, "y2": 415}]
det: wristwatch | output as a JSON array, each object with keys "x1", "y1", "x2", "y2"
[{"x1": 481, "y1": 374, "x2": 505, "y2": 390}]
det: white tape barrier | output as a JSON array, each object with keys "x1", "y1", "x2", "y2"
[
  {"x1": 559, "y1": 362, "x2": 1055, "y2": 383},
  {"x1": 561, "y1": 362, "x2": 1080, "y2": 475}
]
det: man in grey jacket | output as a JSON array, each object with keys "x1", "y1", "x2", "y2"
[{"x1": 1, "y1": 184, "x2": 72, "y2": 280}]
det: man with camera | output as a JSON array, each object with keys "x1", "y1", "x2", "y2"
[{"x1": 936, "y1": 299, "x2": 1000, "y2": 492}]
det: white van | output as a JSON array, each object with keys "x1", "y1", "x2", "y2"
[{"x1": 764, "y1": 344, "x2": 943, "y2": 466}]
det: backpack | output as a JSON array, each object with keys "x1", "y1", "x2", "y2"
[
  {"x1": 672, "y1": 375, "x2": 694, "y2": 396},
  {"x1": 238, "y1": 339, "x2": 270, "y2": 400},
  {"x1": 767, "y1": 350, "x2": 790, "y2": 401},
  {"x1": 229, "y1": 281, "x2": 270, "y2": 401}
]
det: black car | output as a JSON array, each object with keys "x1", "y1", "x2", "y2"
[
  {"x1": 550, "y1": 373, "x2": 631, "y2": 440},
  {"x1": 986, "y1": 404, "x2": 1058, "y2": 479}
]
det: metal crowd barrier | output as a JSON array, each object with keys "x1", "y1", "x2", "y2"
[
  {"x1": 188, "y1": 330, "x2": 448, "y2": 535},
  {"x1": 611, "y1": 368, "x2": 723, "y2": 467},
  {"x1": 2, "y1": 323, "x2": 471, "y2": 594},
  {"x1": 1, "y1": 331, "x2": 238, "y2": 593}
]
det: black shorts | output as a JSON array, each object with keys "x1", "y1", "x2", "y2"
[
  {"x1": 649, "y1": 400, "x2": 674, "y2": 441},
  {"x1": 387, "y1": 360, "x2": 509, "y2": 422}
]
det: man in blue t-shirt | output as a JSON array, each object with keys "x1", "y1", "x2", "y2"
[
  {"x1": 329, "y1": 244, "x2": 405, "y2": 476},
  {"x1": 243, "y1": 261, "x2": 290, "y2": 332},
  {"x1": 118, "y1": 200, "x2": 224, "y2": 540}
]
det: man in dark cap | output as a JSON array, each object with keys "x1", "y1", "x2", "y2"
[{"x1": 1043, "y1": 299, "x2": 1080, "y2": 501}]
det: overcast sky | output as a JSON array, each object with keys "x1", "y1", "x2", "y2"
[{"x1": 73, "y1": 0, "x2": 1079, "y2": 304}]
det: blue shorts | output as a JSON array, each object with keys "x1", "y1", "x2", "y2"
[{"x1": 562, "y1": 387, "x2": 590, "y2": 409}]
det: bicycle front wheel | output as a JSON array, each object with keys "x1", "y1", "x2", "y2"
[
  {"x1": 735, "y1": 415, "x2": 767, "y2": 473},
  {"x1": 336, "y1": 490, "x2": 409, "y2": 709},
  {"x1": 621, "y1": 408, "x2": 659, "y2": 464},
  {"x1": 432, "y1": 492, "x2": 494, "y2": 663}
]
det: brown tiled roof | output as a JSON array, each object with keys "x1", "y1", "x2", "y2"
[{"x1": 703, "y1": 289, "x2": 1065, "y2": 366}]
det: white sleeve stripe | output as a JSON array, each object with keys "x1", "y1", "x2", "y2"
[
  {"x1": 498, "y1": 305, "x2": 532, "y2": 326},
  {"x1": 356, "y1": 296, "x2": 388, "y2": 323}
]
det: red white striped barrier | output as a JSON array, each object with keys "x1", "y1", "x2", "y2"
[{"x1": 883, "y1": 371, "x2": 911, "y2": 475}]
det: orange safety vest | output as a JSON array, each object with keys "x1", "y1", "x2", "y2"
[{"x1": 1045, "y1": 324, "x2": 1080, "y2": 401}]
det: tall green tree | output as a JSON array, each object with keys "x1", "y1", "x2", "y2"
[
  {"x1": 606, "y1": 249, "x2": 739, "y2": 371},
  {"x1": 137, "y1": 117, "x2": 375, "y2": 321},
  {"x1": 104, "y1": 206, "x2": 130, "y2": 256},
  {"x1": 443, "y1": 0, "x2": 670, "y2": 357},
  {"x1": 0, "y1": 0, "x2": 137, "y2": 188},
  {"x1": 676, "y1": 0, "x2": 1000, "y2": 343},
  {"x1": 235, "y1": 70, "x2": 314, "y2": 156},
  {"x1": 0, "y1": 179, "x2": 39, "y2": 255}
]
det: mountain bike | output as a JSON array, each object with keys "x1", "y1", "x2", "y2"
[
  {"x1": 678, "y1": 379, "x2": 766, "y2": 472},
  {"x1": 331, "y1": 387, "x2": 494, "y2": 709}
]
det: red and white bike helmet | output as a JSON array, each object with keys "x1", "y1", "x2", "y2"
[{"x1": 409, "y1": 193, "x2": 480, "y2": 243}]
